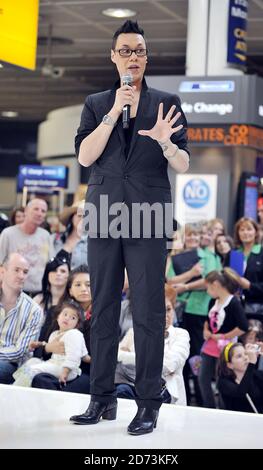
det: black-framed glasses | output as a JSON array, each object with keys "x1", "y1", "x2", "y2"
[{"x1": 115, "y1": 48, "x2": 148, "y2": 57}]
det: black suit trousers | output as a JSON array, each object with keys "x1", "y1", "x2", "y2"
[{"x1": 88, "y1": 236, "x2": 167, "y2": 410}]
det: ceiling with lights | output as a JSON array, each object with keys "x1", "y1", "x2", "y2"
[{"x1": 0, "y1": 0, "x2": 262, "y2": 122}]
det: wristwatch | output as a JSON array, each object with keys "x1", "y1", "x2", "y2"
[{"x1": 102, "y1": 114, "x2": 116, "y2": 127}]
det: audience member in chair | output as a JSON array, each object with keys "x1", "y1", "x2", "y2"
[{"x1": 0, "y1": 253, "x2": 43, "y2": 384}]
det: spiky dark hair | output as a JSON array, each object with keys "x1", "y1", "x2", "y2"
[{"x1": 112, "y1": 20, "x2": 145, "y2": 50}]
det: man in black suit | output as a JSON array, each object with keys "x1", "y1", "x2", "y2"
[{"x1": 70, "y1": 20, "x2": 189, "y2": 435}]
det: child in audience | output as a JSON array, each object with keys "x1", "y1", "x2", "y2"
[
  {"x1": 13, "y1": 300, "x2": 89, "y2": 387},
  {"x1": 198, "y1": 268, "x2": 248, "y2": 408},
  {"x1": 218, "y1": 342, "x2": 263, "y2": 413}
]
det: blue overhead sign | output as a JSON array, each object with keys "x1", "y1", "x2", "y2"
[
  {"x1": 147, "y1": 74, "x2": 263, "y2": 127},
  {"x1": 227, "y1": 0, "x2": 248, "y2": 67},
  {"x1": 17, "y1": 165, "x2": 68, "y2": 192},
  {"x1": 179, "y1": 81, "x2": 235, "y2": 93}
]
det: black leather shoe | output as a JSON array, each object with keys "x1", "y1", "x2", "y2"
[
  {"x1": 70, "y1": 400, "x2": 117, "y2": 425},
  {"x1": 127, "y1": 408, "x2": 159, "y2": 435}
]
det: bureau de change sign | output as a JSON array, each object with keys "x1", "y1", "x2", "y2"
[{"x1": 17, "y1": 165, "x2": 68, "y2": 192}]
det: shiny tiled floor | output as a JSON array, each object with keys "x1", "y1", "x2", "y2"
[{"x1": 0, "y1": 385, "x2": 262, "y2": 449}]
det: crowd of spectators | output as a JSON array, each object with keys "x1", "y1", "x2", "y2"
[{"x1": 0, "y1": 197, "x2": 263, "y2": 414}]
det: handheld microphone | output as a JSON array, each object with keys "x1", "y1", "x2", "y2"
[{"x1": 121, "y1": 73, "x2": 132, "y2": 129}]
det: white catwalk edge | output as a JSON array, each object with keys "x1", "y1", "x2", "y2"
[{"x1": 0, "y1": 385, "x2": 262, "y2": 449}]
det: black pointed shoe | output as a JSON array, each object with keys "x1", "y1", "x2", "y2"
[
  {"x1": 127, "y1": 408, "x2": 159, "y2": 435},
  {"x1": 69, "y1": 400, "x2": 117, "y2": 425}
]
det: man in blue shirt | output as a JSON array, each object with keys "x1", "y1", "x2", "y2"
[{"x1": 0, "y1": 253, "x2": 43, "y2": 383}]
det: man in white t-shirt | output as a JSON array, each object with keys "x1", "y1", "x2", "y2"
[{"x1": 0, "y1": 199, "x2": 53, "y2": 295}]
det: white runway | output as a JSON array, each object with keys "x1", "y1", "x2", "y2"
[{"x1": 0, "y1": 384, "x2": 262, "y2": 449}]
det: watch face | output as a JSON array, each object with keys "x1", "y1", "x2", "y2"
[{"x1": 103, "y1": 115, "x2": 114, "y2": 126}]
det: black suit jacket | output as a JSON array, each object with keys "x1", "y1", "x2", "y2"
[{"x1": 75, "y1": 79, "x2": 189, "y2": 237}]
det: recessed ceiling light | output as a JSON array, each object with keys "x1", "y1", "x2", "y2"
[
  {"x1": 1, "y1": 111, "x2": 18, "y2": 118},
  {"x1": 102, "y1": 8, "x2": 136, "y2": 18}
]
